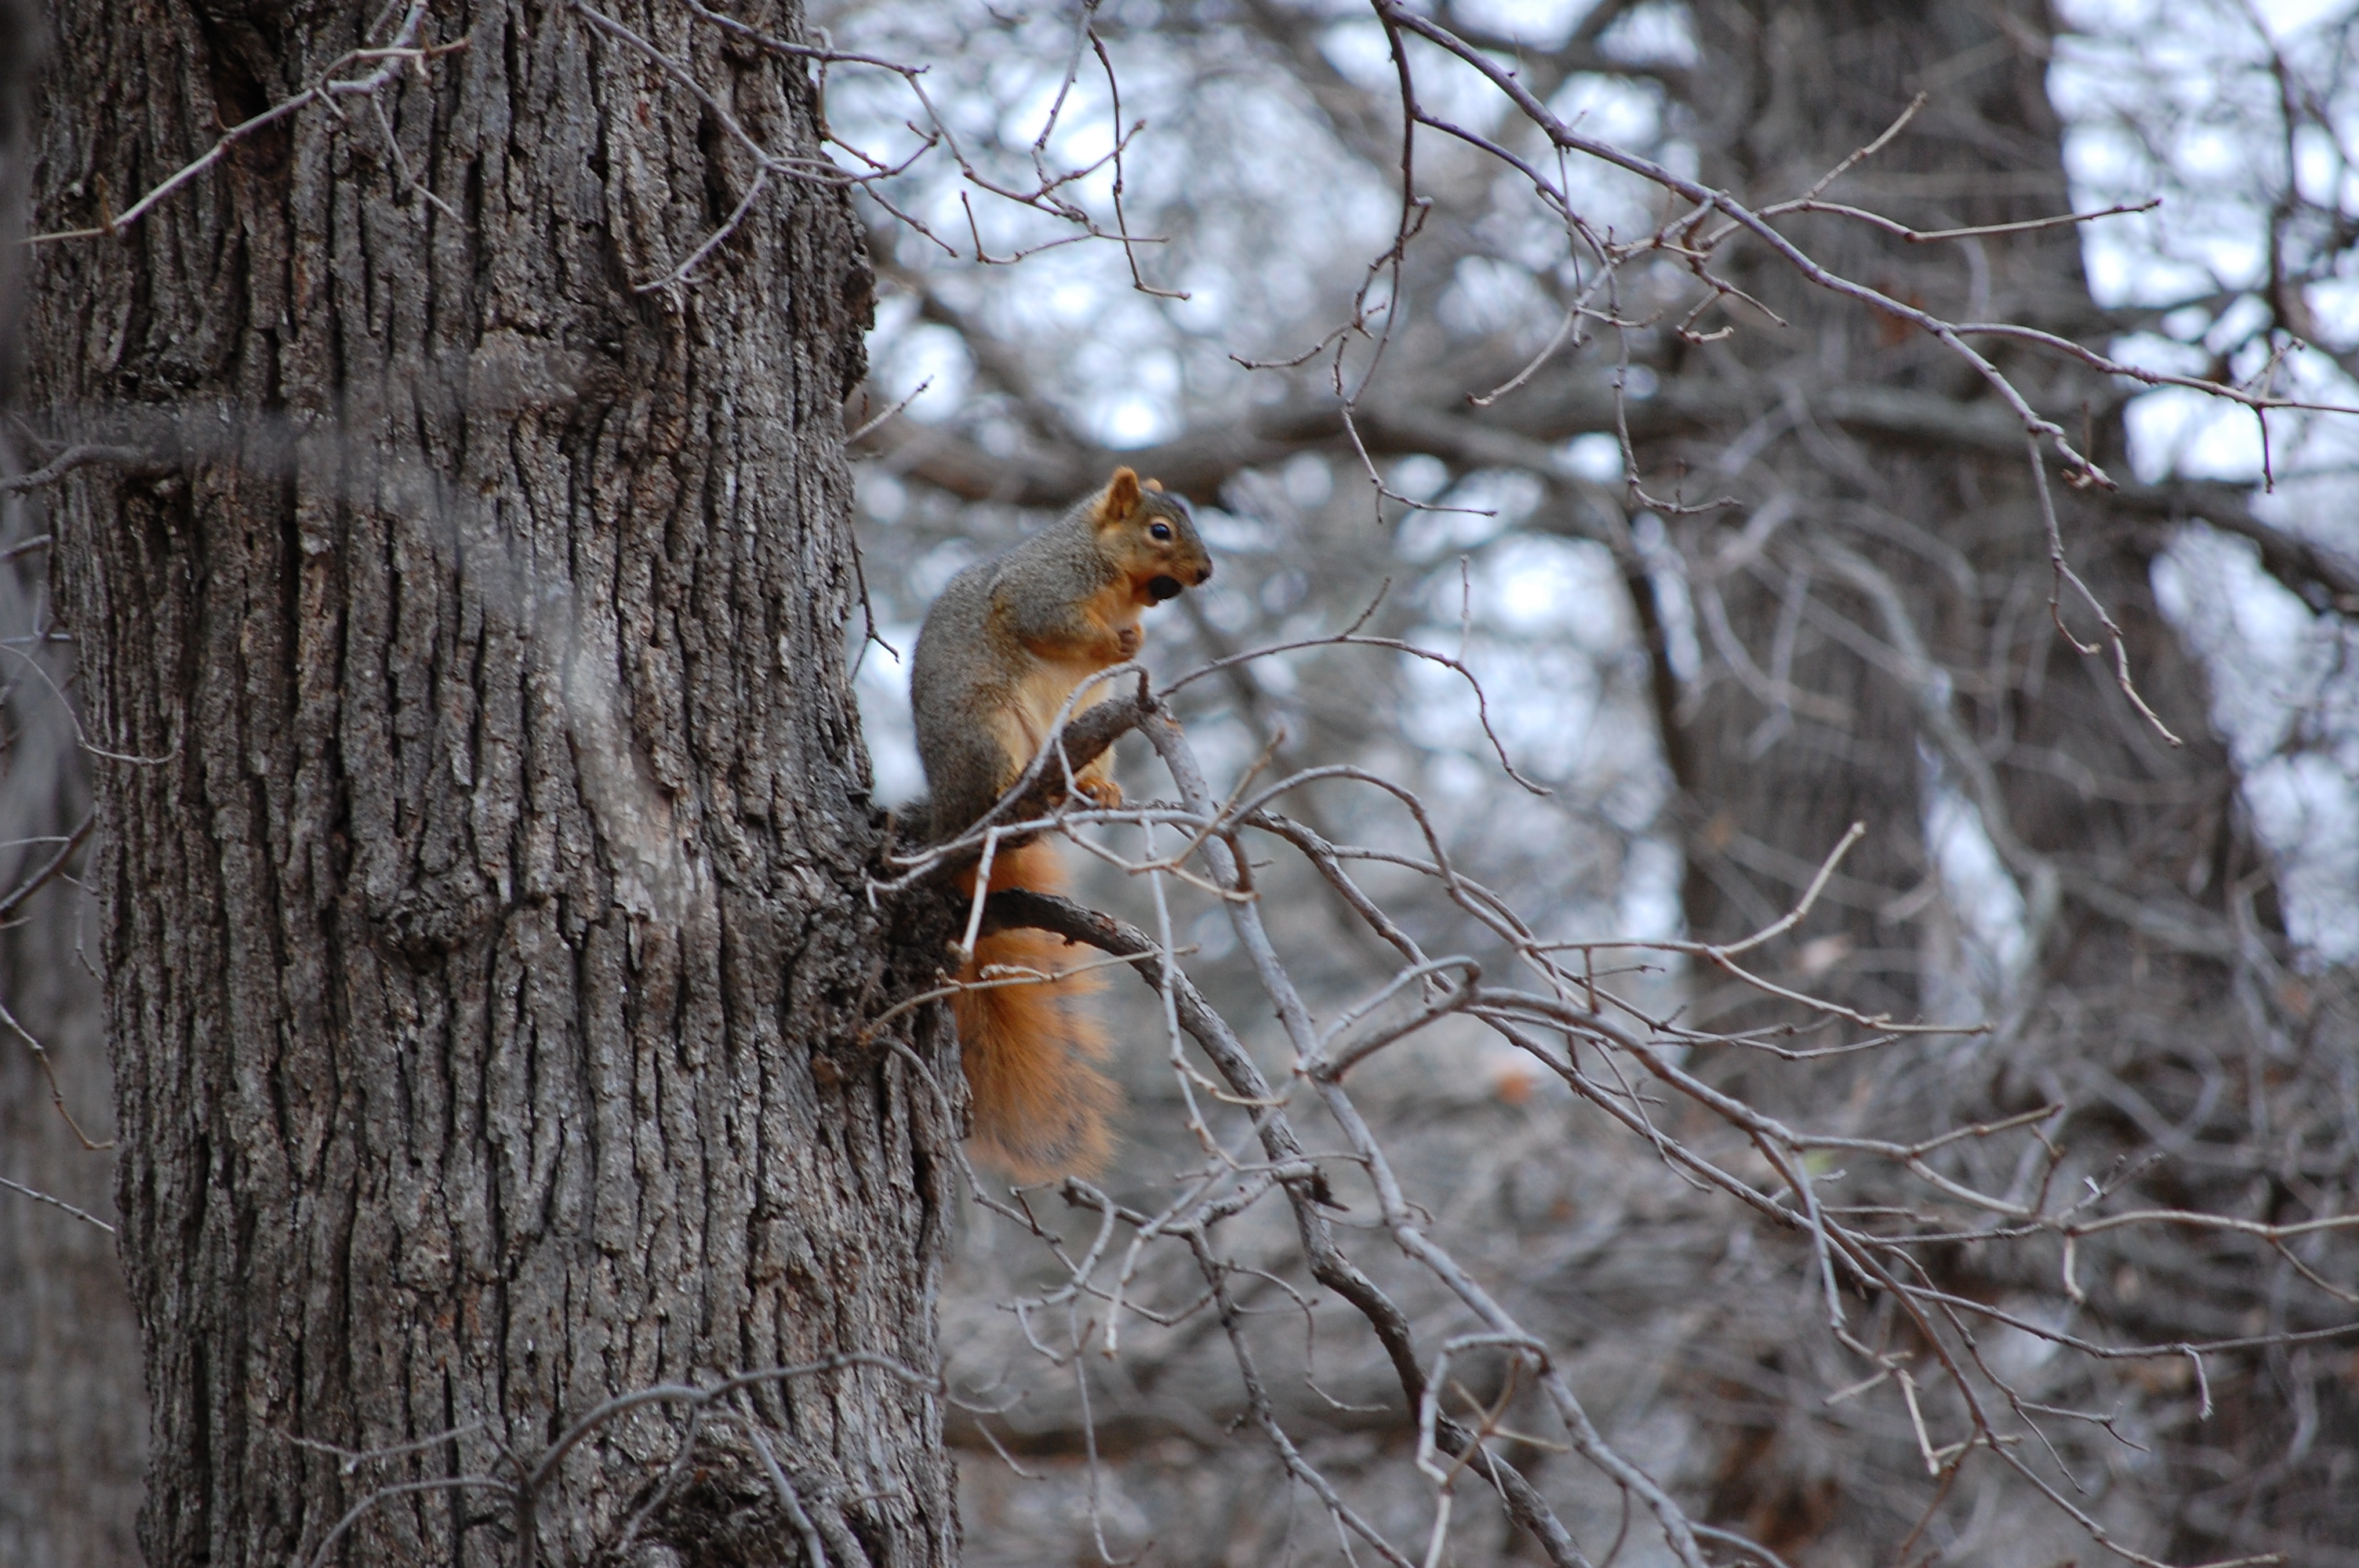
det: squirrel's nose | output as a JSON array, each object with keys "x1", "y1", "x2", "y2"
[{"x1": 1194, "y1": 561, "x2": 1214, "y2": 584}]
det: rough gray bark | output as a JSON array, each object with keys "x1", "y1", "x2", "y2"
[
  {"x1": 24, "y1": 0, "x2": 958, "y2": 1563},
  {"x1": 0, "y1": 0, "x2": 31, "y2": 401}
]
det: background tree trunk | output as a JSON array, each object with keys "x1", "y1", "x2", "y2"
[
  {"x1": 1668, "y1": 0, "x2": 2225, "y2": 981},
  {"x1": 23, "y1": 0, "x2": 955, "y2": 1563},
  {"x1": 1656, "y1": 3, "x2": 2350, "y2": 1552},
  {"x1": 0, "y1": 770, "x2": 143, "y2": 1568},
  {"x1": 1, "y1": 5, "x2": 147, "y2": 1561}
]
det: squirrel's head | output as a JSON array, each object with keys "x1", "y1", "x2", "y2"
[{"x1": 1091, "y1": 467, "x2": 1214, "y2": 604}]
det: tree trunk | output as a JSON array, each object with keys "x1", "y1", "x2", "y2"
[
  {"x1": 1668, "y1": 0, "x2": 2230, "y2": 982},
  {"x1": 1656, "y1": 3, "x2": 2350, "y2": 1554},
  {"x1": 25, "y1": 0, "x2": 956, "y2": 1563},
  {"x1": 0, "y1": 760, "x2": 144, "y2": 1568}
]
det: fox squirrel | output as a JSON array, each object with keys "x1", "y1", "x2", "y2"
[{"x1": 910, "y1": 466, "x2": 1213, "y2": 1178}]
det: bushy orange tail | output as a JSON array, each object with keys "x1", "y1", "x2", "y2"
[{"x1": 954, "y1": 841, "x2": 1118, "y2": 1179}]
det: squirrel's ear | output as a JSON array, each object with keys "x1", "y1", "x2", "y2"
[
  {"x1": 1097, "y1": 466, "x2": 1141, "y2": 522},
  {"x1": 1142, "y1": 477, "x2": 1163, "y2": 492}
]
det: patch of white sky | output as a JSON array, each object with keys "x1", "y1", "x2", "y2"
[
  {"x1": 2055, "y1": 0, "x2": 2359, "y2": 484},
  {"x1": 2156, "y1": 532, "x2": 2359, "y2": 963},
  {"x1": 2055, "y1": 0, "x2": 2359, "y2": 963},
  {"x1": 1318, "y1": 13, "x2": 1509, "y2": 136},
  {"x1": 1329, "y1": 1, "x2": 1680, "y2": 324},
  {"x1": 854, "y1": 644, "x2": 925, "y2": 807},
  {"x1": 1389, "y1": 465, "x2": 1681, "y2": 940},
  {"x1": 1924, "y1": 766, "x2": 2034, "y2": 1001},
  {"x1": 843, "y1": 0, "x2": 1677, "y2": 444},
  {"x1": 848, "y1": 24, "x2": 1402, "y2": 442}
]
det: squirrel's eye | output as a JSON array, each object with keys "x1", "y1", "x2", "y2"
[{"x1": 1150, "y1": 522, "x2": 1172, "y2": 541}]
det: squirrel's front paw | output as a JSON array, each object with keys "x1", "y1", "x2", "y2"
[
  {"x1": 1075, "y1": 776, "x2": 1124, "y2": 808},
  {"x1": 1114, "y1": 625, "x2": 1143, "y2": 659}
]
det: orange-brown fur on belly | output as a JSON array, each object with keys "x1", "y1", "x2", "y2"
[{"x1": 989, "y1": 576, "x2": 1149, "y2": 803}]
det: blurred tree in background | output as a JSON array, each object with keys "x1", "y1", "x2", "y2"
[{"x1": 5, "y1": 0, "x2": 2357, "y2": 1565}]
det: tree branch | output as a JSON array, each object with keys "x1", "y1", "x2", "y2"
[{"x1": 2110, "y1": 478, "x2": 2359, "y2": 611}]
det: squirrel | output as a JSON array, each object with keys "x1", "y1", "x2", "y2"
[{"x1": 909, "y1": 466, "x2": 1214, "y2": 1178}]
